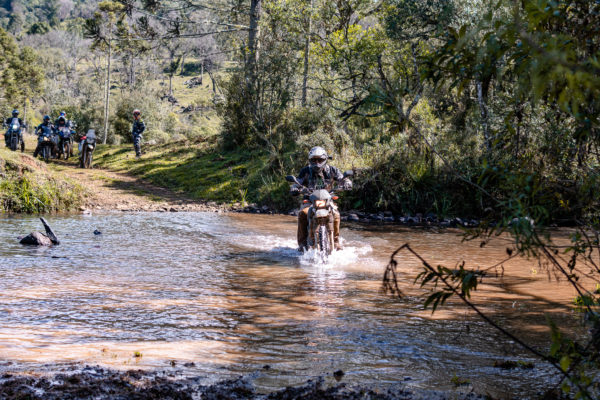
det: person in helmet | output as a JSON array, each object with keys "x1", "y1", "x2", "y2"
[
  {"x1": 55, "y1": 111, "x2": 71, "y2": 128},
  {"x1": 33, "y1": 115, "x2": 56, "y2": 157},
  {"x1": 56, "y1": 111, "x2": 75, "y2": 156},
  {"x1": 131, "y1": 109, "x2": 145, "y2": 158},
  {"x1": 291, "y1": 146, "x2": 352, "y2": 251},
  {"x1": 4, "y1": 109, "x2": 24, "y2": 148}
]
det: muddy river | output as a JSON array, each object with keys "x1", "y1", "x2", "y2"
[{"x1": 0, "y1": 212, "x2": 584, "y2": 398}]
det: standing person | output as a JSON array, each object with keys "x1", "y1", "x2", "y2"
[
  {"x1": 4, "y1": 109, "x2": 23, "y2": 148},
  {"x1": 131, "y1": 109, "x2": 145, "y2": 158}
]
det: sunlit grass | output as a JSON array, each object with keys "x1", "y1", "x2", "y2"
[{"x1": 93, "y1": 141, "x2": 270, "y2": 205}]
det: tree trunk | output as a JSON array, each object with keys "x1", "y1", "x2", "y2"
[
  {"x1": 208, "y1": 69, "x2": 217, "y2": 95},
  {"x1": 246, "y1": 0, "x2": 262, "y2": 99},
  {"x1": 476, "y1": 80, "x2": 491, "y2": 152},
  {"x1": 301, "y1": 0, "x2": 313, "y2": 106},
  {"x1": 23, "y1": 99, "x2": 27, "y2": 132},
  {"x1": 129, "y1": 53, "x2": 136, "y2": 87},
  {"x1": 103, "y1": 37, "x2": 112, "y2": 145}
]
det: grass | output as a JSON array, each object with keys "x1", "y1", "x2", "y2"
[
  {"x1": 0, "y1": 142, "x2": 86, "y2": 213},
  {"x1": 92, "y1": 139, "x2": 293, "y2": 208}
]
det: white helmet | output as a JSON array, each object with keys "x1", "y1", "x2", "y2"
[{"x1": 308, "y1": 146, "x2": 328, "y2": 172}]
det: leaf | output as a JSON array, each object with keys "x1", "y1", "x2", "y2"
[{"x1": 560, "y1": 355, "x2": 571, "y2": 372}]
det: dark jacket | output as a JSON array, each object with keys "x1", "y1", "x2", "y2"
[
  {"x1": 132, "y1": 120, "x2": 146, "y2": 136},
  {"x1": 36, "y1": 122, "x2": 54, "y2": 136},
  {"x1": 296, "y1": 164, "x2": 344, "y2": 190}
]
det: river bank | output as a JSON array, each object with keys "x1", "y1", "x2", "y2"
[
  {"x1": 0, "y1": 365, "x2": 491, "y2": 400},
  {"x1": 0, "y1": 147, "x2": 84, "y2": 213}
]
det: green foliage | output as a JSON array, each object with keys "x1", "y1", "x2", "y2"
[
  {"x1": 27, "y1": 22, "x2": 51, "y2": 35},
  {"x1": 0, "y1": 28, "x2": 44, "y2": 110}
]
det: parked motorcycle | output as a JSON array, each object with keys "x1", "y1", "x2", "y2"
[
  {"x1": 6, "y1": 120, "x2": 24, "y2": 152},
  {"x1": 79, "y1": 130, "x2": 96, "y2": 169},
  {"x1": 286, "y1": 170, "x2": 353, "y2": 261}
]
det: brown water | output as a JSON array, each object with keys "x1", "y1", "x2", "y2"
[{"x1": 0, "y1": 212, "x2": 584, "y2": 398}]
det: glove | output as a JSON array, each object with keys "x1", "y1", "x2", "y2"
[{"x1": 341, "y1": 179, "x2": 353, "y2": 191}]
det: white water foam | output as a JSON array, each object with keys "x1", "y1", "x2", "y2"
[{"x1": 233, "y1": 233, "x2": 374, "y2": 268}]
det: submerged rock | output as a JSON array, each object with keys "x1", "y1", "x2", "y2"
[{"x1": 20, "y1": 231, "x2": 53, "y2": 246}]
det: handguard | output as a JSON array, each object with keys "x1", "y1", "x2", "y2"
[
  {"x1": 340, "y1": 178, "x2": 353, "y2": 191},
  {"x1": 289, "y1": 183, "x2": 303, "y2": 196}
]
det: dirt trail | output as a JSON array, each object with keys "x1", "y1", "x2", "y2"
[{"x1": 52, "y1": 162, "x2": 228, "y2": 213}]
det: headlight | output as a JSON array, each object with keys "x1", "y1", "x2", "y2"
[
  {"x1": 314, "y1": 200, "x2": 326, "y2": 208},
  {"x1": 11, "y1": 124, "x2": 18, "y2": 130}
]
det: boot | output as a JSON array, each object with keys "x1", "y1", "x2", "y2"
[
  {"x1": 333, "y1": 212, "x2": 342, "y2": 250},
  {"x1": 297, "y1": 208, "x2": 309, "y2": 251}
]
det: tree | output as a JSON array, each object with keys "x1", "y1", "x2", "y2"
[
  {"x1": 85, "y1": 0, "x2": 126, "y2": 144},
  {"x1": 0, "y1": 28, "x2": 44, "y2": 116}
]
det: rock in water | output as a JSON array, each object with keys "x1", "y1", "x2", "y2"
[
  {"x1": 19, "y1": 218, "x2": 60, "y2": 246},
  {"x1": 20, "y1": 231, "x2": 53, "y2": 246}
]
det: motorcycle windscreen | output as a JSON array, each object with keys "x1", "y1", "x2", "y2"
[{"x1": 86, "y1": 132, "x2": 96, "y2": 143}]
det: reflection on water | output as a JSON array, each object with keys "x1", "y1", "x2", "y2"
[{"x1": 0, "y1": 212, "x2": 583, "y2": 397}]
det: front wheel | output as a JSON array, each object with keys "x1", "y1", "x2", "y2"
[
  {"x1": 80, "y1": 149, "x2": 87, "y2": 168},
  {"x1": 316, "y1": 224, "x2": 332, "y2": 260},
  {"x1": 63, "y1": 142, "x2": 70, "y2": 160},
  {"x1": 86, "y1": 151, "x2": 93, "y2": 168},
  {"x1": 10, "y1": 133, "x2": 18, "y2": 151},
  {"x1": 42, "y1": 146, "x2": 50, "y2": 162}
]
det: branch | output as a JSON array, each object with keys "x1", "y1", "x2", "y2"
[{"x1": 382, "y1": 243, "x2": 593, "y2": 398}]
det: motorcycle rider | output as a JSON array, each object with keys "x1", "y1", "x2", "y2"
[
  {"x1": 4, "y1": 109, "x2": 23, "y2": 148},
  {"x1": 33, "y1": 115, "x2": 55, "y2": 157},
  {"x1": 291, "y1": 146, "x2": 352, "y2": 251},
  {"x1": 54, "y1": 115, "x2": 70, "y2": 156},
  {"x1": 57, "y1": 111, "x2": 75, "y2": 156},
  {"x1": 131, "y1": 109, "x2": 145, "y2": 158}
]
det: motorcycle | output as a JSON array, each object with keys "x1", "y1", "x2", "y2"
[
  {"x1": 7, "y1": 121, "x2": 23, "y2": 152},
  {"x1": 79, "y1": 130, "x2": 96, "y2": 169},
  {"x1": 38, "y1": 134, "x2": 53, "y2": 162},
  {"x1": 286, "y1": 170, "x2": 353, "y2": 261},
  {"x1": 56, "y1": 126, "x2": 72, "y2": 160}
]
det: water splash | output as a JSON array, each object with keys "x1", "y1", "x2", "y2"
[{"x1": 298, "y1": 244, "x2": 373, "y2": 267}]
